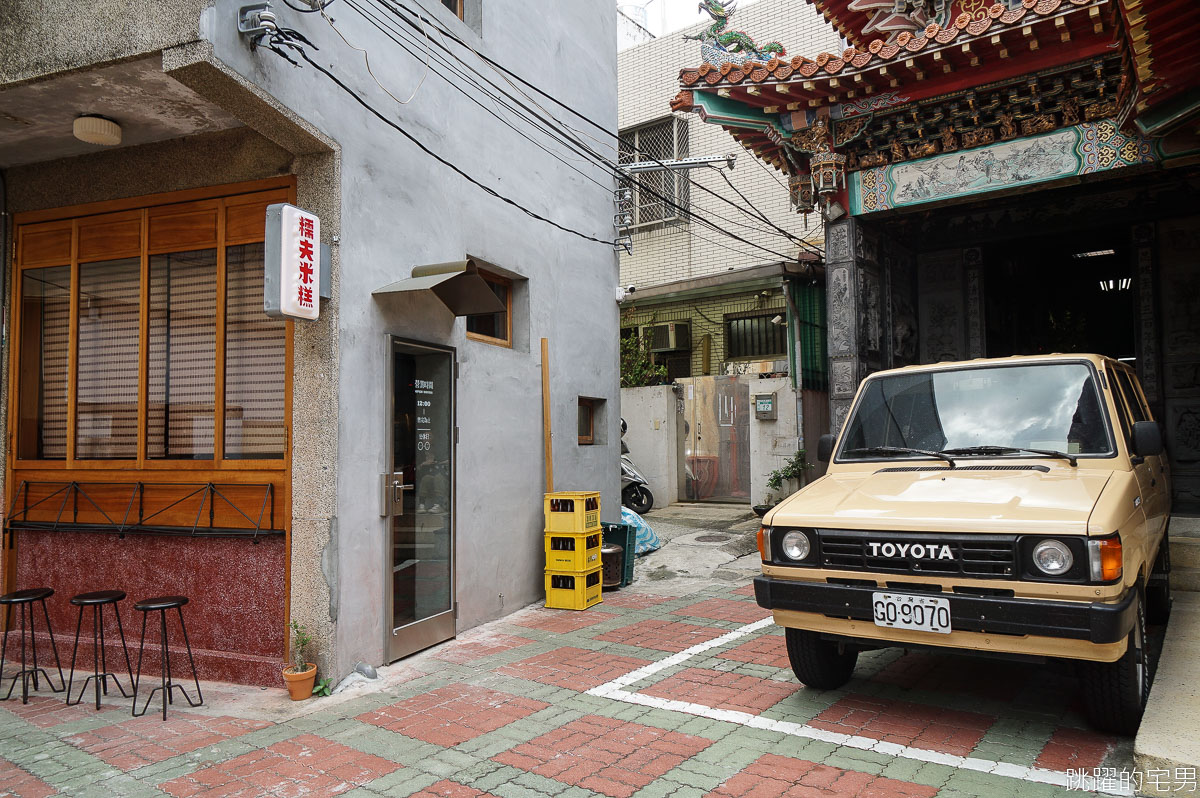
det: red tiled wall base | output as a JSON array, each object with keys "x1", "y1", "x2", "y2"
[{"x1": 10, "y1": 531, "x2": 285, "y2": 686}]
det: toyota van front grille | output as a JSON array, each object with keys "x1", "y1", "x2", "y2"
[{"x1": 815, "y1": 529, "x2": 1018, "y2": 579}]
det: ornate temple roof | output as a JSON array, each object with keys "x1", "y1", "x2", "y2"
[
  {"x1": 677, "y1": 0, "x2": 1117, "y2": 112},
  {"x1": 1116, "y1": 0, "x2": 1200, "y2": 135}
]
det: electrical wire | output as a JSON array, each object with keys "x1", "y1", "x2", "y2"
[
  {"x1": 335, "y1": 1, "x2": 803, "y2": 261},
  {"x1": 385, "y1": 0, "x2": 824, "y2": 258},
  {"x1": 357, "y1": 0, "x2": 801, "y2": 250},
  {"x1": 280, "y1": 0, "x2": 336, "y2": 12},
  {"x1": 321, "y1": 7, "x2": 429, "y2": 104},
  {"x1": 260, "y1": 26, "x2": 616, "y2": 246}
]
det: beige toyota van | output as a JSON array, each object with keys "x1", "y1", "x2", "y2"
[{"x1": 756, "y1": 354, "x2": 1170, "y2": 734}]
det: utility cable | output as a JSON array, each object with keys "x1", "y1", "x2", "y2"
[
  {"x1": 356, "y1": 0, "x2": 802, "y2": 251},
  {"x1": 334, "y1": 1, "x2": 803, "y2": 261},
  {"x1": 382, "y1": 0, "x2": 824, "y2": 258},
  {"x1": 260, "y1": 26, "x2": 615, "y2": 246}
]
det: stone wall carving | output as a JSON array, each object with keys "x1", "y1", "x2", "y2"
[
  {"x1": 918, "y1": 250, "x2": 965, "y2": 364},
  {"x1": 828, "y1": 266, "x2": 854, "y2": 356}
]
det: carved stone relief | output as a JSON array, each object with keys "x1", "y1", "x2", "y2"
[
  {"x1": 831, "y1": 400, "x2": 852, "y2": 436},
  {"x1": 859, "y1": 266, "x2": 883, "y2": 373},
  {"x1": 918, "y1": 250, "x2": 966, "y2": 364},
  {"x1": 1158, "y1": 215, "x2": 1200, "y2": 510},
  {"x1": 831, "y1": 359, "x2": 855, "y2": 399},
  {"x1": 827, "y1": 221, "x2": 852, "y2": 262},
  {"x1": 891, "y1": 253, "x2": 917, "y2": 367},
  {"x1": 1134, "y1": 224, "x2": 1158, "y2": 403},
  {"x1": 828, "y1": 266, "x2": 854, "y2": 356},
  {"x1": 964, "y1": 247, "x2": 984, "y2": 359}
]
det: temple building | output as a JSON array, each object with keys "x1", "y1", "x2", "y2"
[{"x1": 671, "y1": 0, "x2": 1200, "y2": 508}]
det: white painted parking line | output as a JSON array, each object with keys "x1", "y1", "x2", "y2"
[{"x1": 585, "y1": 617, "x2": 1134, "y2": 798}]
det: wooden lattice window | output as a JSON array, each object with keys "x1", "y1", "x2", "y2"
[{"x1": 13, "y1": 181, "x2": 294, "y2": 467}]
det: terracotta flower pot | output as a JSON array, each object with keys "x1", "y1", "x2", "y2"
[{"x1": 282, "y1": 663, "x2": 317, "y2": 700}]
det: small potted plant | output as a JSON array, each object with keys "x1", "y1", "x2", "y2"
[
  {"x1": 282, "y1": 620, "x2": 317, "y2": 700},
  {"x1": 758, "y1": 450, "x2": 815, "y2": 516}
]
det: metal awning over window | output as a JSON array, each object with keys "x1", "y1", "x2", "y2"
[{"x1": 373, "y1": 258, "x2": 506, "y2": 316}]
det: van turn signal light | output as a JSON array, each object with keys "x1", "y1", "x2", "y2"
[
  {"x1": 757, "y1": 526, "x2": 768, "y2": 560},
  {"x1": 1089, "y1": 536, "x2": 1123, "y2": 582}
]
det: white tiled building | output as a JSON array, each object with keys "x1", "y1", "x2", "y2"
[{"x1": 618, "y1": 0, "x2": 842, "y2": 294}]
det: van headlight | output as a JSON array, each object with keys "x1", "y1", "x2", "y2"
[
  {"x1": 1032, "y1": 539, "x2": 1073, "y2": 576},
  {"x1": 780, "y1": 530, "x2": 812, "y2": 561}
]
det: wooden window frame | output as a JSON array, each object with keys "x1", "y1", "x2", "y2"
[
  {"x1": 464, "y1": 270, "x2": 513, "y2": 348},
  {"x1": 440, "y1": 0, "x2": 464, "y2": 19},
  {"x1": 578, "y1": 398, "x2": 595, "y2": 446},
  {"x1": 9, "y1": 177, "x2": 296, "y2": 476}
]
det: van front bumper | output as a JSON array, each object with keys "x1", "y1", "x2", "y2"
[{"x1": 753, "y1": 576, "x2": 1136, "y2": 645}]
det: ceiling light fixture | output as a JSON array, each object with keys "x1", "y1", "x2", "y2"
[
  {"x1": 73, "y1": 115, "x2": 122, "y2": 146},
  {"x1": 1073, "y1": 249, "x2": 1115, "y2": 258}
]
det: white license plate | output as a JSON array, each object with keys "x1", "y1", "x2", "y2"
[{"x1": 871, "y1": 592, "x2": 952, "y2": 634}]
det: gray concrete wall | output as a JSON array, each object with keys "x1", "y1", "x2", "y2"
[
  {"x1": 0, "y1": 0, "x2": 209, "y2": 85},
  {"x1": 3, "y1": 0, "x2": 619, "y2": 682},
  {"x1": 620, "y1": 386, "x2": 682, "y2": 509},
  {"x1": 202, "y1": 0, "x2": 621, "y2": 676},
  {"x1": 749, "y1": 377, "x2": 800, "y2": 505}
]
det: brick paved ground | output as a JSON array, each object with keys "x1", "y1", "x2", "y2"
[{"x1": 0, "y1": 577, "x2": 1137, "y2": 797}]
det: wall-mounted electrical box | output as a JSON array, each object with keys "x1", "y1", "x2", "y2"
[{"x1": 754, "y1": 392, "x2": 777, "y2": 420}]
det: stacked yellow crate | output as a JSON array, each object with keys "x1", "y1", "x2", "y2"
[{"x1": 543, "y1": 491, "x2": 603, "y2": 610}]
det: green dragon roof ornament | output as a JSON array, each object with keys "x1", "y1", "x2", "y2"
[{"x1": 684, "y1": 0, "x2": 786, "y2": 65}]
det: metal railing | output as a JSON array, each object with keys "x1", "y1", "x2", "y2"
[{"x1": 3, "y1": 481, "x2": 282, "y2": 545}]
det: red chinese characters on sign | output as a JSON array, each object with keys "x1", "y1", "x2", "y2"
[
  {"x1": 273, "y1": 204, "x2": 320, "y2": 321},
  {"x1": 297, "y1": 220, "x2": 315, "y2": 310}
]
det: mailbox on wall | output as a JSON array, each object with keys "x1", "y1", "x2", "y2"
[{"x1": 754, "y1": 392, "x2": 777, "y2": 420}]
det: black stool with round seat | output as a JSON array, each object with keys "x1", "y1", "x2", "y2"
[
  {"x1": 132, "y1": 596, "x2": 203, "y2": 719},
  {"x1": 66, "y1": 590, "x2": 134, "y2": 710},
  {"x1": 0, "y1": 587, "x2": 66, "y2": 704}
]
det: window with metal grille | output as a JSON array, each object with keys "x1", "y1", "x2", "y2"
[
  {"x1": 618, "y1": 118, "x2": 690, "y2": 227},
  {"x1": 725, "y1": 312, "x2": 788, "y2": 360}
]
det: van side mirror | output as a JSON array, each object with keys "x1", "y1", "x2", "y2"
[
  {"x1": 1132, "y1": 421, "x2": 1163, "y2": 458},
  {"x1": 817, "y1": 434, "x2": 835, "y2": 463}
]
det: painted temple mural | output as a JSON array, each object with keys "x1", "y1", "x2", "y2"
[{"x1": 852, "y1": 120, "x2": 1157, "y2": 213}]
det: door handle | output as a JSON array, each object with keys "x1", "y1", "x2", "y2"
[{"x1": 380, "y1": 474, "x2": 414, "y2": 517}]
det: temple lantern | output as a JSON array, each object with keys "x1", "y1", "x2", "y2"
[
  {"x1": 789, "y1": 171, "x2": 815, "y2": 216},
  {"x1": 808, "y1": 148, "x2": 847, "y2": 201}
]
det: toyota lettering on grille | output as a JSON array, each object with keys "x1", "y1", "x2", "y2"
[{"x1": 866, "y1": 541, "x2": 955, "y2": 560}]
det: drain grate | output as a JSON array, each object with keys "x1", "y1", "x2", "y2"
[{"x1": 696, "y1": 534, "x2": 732, "y2": 543}]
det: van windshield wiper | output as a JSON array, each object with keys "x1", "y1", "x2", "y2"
[
  {"x1": 843, "y1": 446, "x2": 956, "y2": 467},
  {"x1": 939, "y1": 445, "x2": 1078, "y2": 467}
]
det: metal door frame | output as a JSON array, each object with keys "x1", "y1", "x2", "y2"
[{"x1": 384, "y1": 335, "x2": 457, "y2": 662}]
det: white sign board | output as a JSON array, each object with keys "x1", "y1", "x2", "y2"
[{"x1": 264, "y1": 203, "x2": 320, "y2": 321}]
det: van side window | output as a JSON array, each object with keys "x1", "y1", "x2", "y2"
[
  {"x1": 1108, "y1": 368, "x2": 1133, "y2": 443},
  {"x1": 1115, "y1": 370, "x2": 1148, "y2": 424}
]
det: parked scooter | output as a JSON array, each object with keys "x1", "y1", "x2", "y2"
[{"x1": 620, "y1": 419, "x2": 654, "y2": 514}]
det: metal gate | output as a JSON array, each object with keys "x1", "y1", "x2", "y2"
[{"x1": 678, "y1": 376, "x2": 751, "y2": 502}]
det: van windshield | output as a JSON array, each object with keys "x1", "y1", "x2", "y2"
[{"x1": 838, "y1": 363, "x2": 1114, "y2": 460}]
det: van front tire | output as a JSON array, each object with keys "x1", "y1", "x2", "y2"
[
  {"x1": 785, "y1": 627, "x2": 857, "y2": 690},
  {"x1": 1082, "y1": 591, "x2": 1149, "y2": 736}
]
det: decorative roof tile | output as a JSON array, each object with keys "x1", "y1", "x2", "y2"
[{"x1": 678, "y1": 0, "x2": 1102, "y2": 90}]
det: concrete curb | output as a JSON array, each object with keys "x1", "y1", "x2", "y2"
[{"x1": 1134, "y1": 591, "x2": 1200, "y2": 796}]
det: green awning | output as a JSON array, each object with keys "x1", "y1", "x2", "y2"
[{"x1": 373, "y1": 258, "x2": 505, "y2": 316}]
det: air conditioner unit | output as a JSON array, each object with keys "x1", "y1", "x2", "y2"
[{"x1": 640, "y1": 322, "x2": 691, "y2": 353}]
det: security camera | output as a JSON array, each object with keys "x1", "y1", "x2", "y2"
[
  {"x1": 626, "y1": 285, "x2": 636, "y2": 294},
  {"x1": 770, "y1": 314, "x2": 785, "y2": 326}
]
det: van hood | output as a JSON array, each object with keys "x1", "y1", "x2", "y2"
[{"x1": 769, "y1": 466, "x2": 1113, "y2": 534}]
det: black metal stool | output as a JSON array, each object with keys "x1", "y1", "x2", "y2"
[
  {"x1": 0, "y1": 588, "x2": 66, "y2": 704},
  {"x1": 67, "y1": 591, "x2": 134, "y2": 709},
  {"x1": 132, "y1": 596, "x2": 202, "y2": 719}
]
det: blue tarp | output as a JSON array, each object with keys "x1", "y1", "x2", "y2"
[{"x1": 621, "y1": 507, "x2": 662, "y2": 556}]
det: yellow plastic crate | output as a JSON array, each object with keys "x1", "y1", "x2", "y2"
[
  {"x1": 544, "y1": 532, "x2": 602, "y2": 572},
  {"x1": 544, "y1": 566, "x2": 603, "y2": 610},
  {"x1": 544, "y1": 491, "x2": 601, "y2": 533}
]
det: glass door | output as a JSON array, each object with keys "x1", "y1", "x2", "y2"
[{"x1": 385, "y1": 339, "x2": 455, "y2": 661}]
